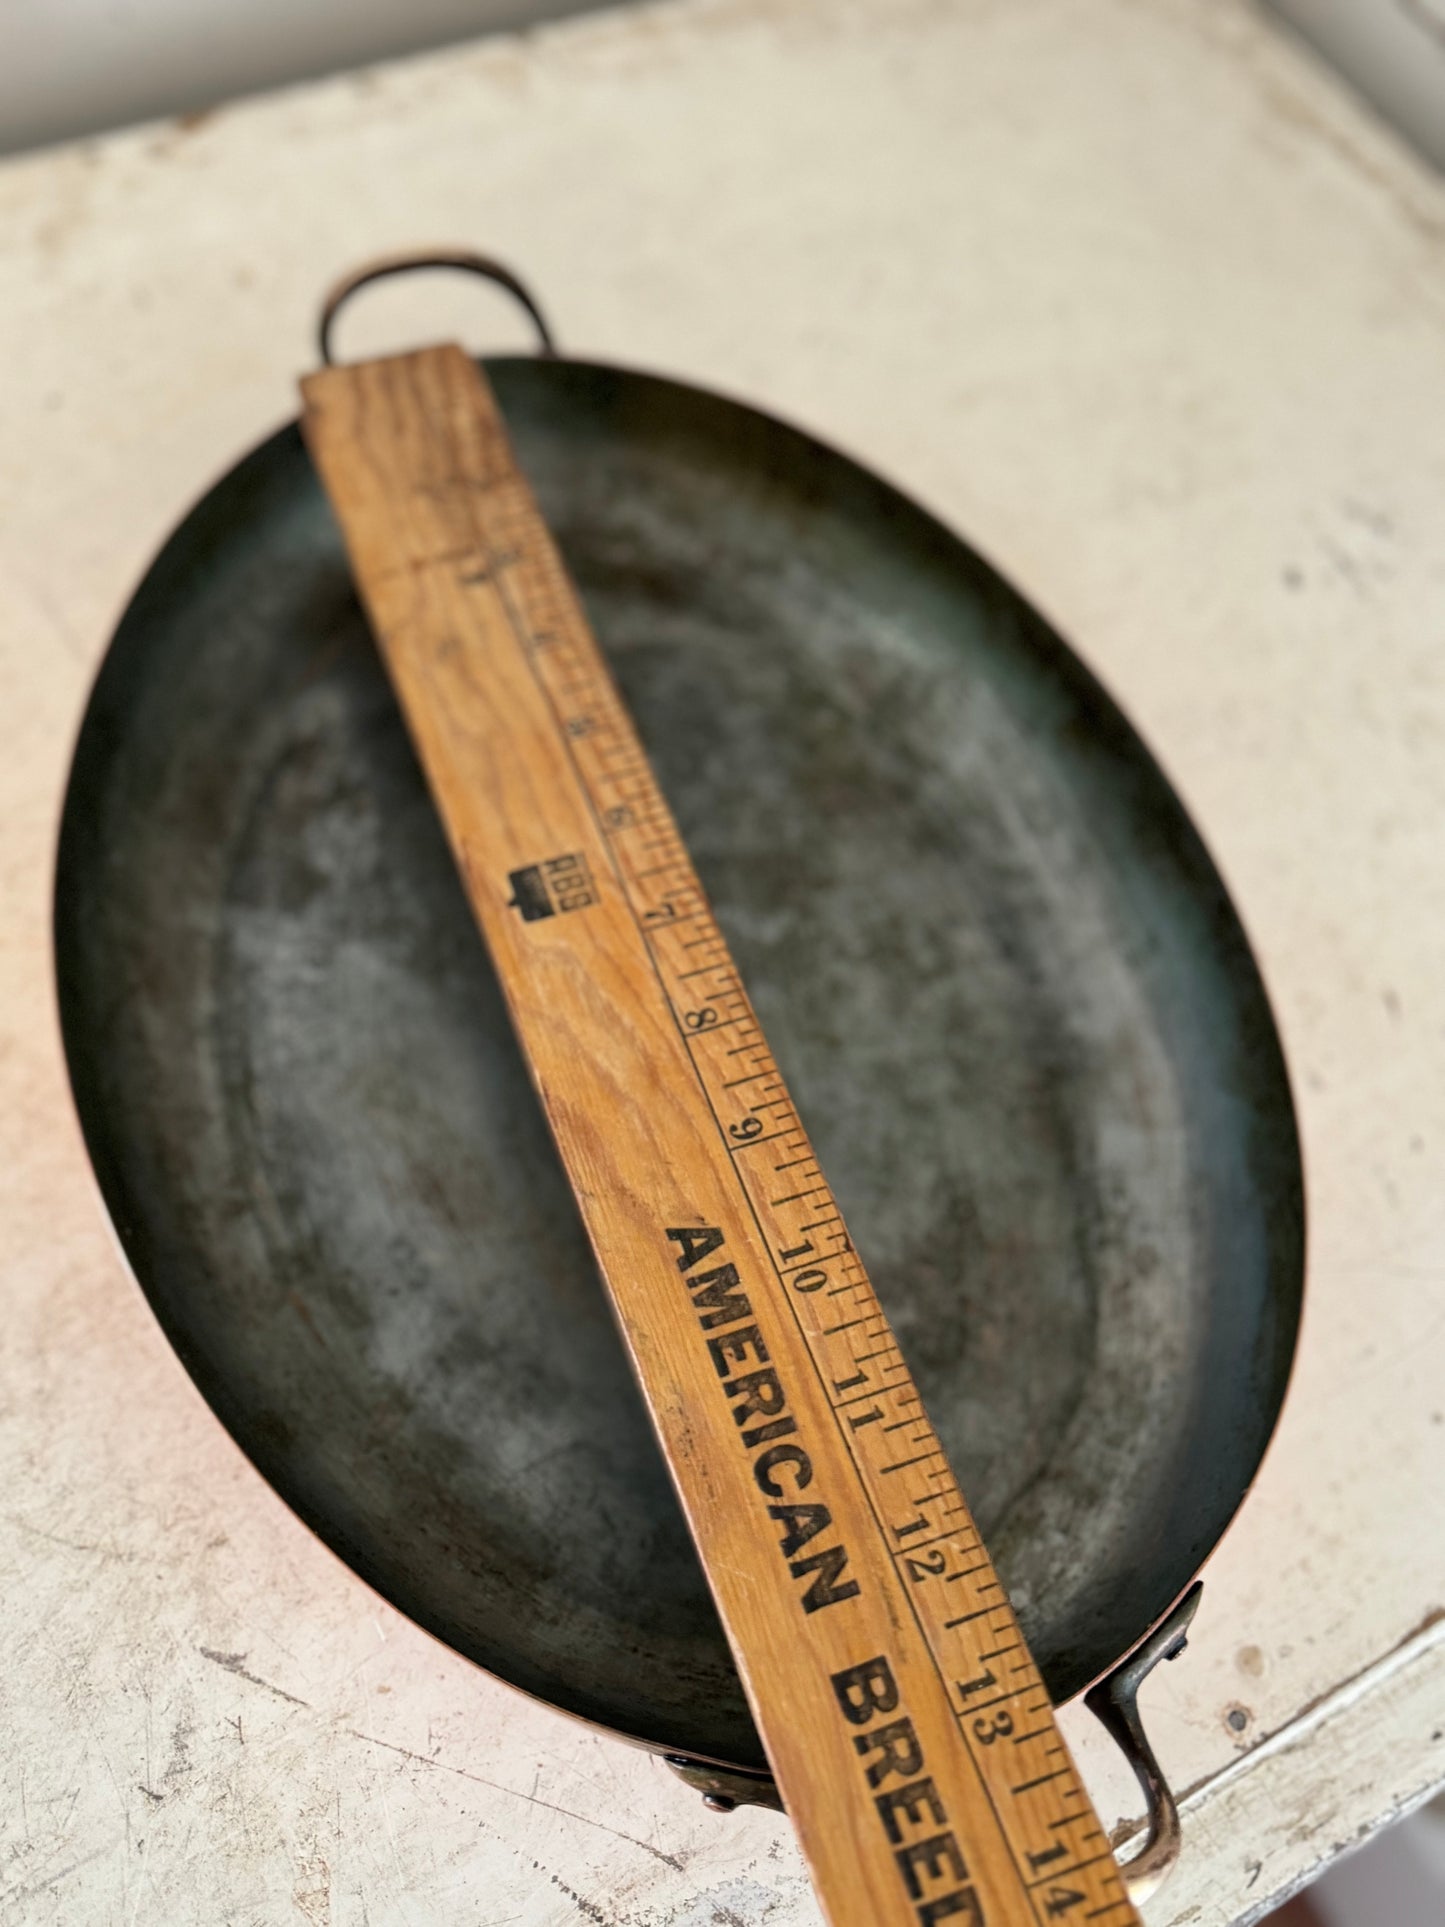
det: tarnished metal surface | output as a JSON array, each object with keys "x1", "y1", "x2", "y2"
[{"x1": 54, "y1": 356, "x2": 1303, "y2": 1776}]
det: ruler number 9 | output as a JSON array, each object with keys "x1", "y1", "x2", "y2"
[{"x1": 730, "y1": 1117, "x2": 762, "y2": 1142}]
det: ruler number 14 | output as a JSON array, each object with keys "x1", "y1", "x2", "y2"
[{"x1": 1029, "y1": 1844, "x2": 1083, "y2": 1916}]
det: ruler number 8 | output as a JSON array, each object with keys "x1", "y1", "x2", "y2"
[{"x1": 685, "y1": 1008, "x2": 719, "y2": 1031}]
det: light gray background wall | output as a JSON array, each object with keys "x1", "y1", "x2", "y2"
[
  {"x1": 5, "y1": 0, "x2": 1444, "y2": 169},
  {"x1": 1266, "y1": 0, "x2": 1445, "y2": 171},
  {"x1": 0, "y1": 0, "x2": 610, "y2": 154}
]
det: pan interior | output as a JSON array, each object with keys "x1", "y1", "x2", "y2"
[{"x1": 55, "y1": 358, "x2": 1303, "y2": 1773}]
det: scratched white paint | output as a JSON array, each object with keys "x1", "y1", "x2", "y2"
[
  {"x1": 0, "y1": 0, "x2": 1443, "y2": 1920},
  {"x1": 1149, "y1": 1617, "x2": 1445, "y2": 1924}
]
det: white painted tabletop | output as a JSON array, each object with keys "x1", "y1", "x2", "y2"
[{"x1": 1, "y1": 1, "x2": 1443, "y2": 1921}]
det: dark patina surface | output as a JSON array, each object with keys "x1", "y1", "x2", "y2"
[{"x1": 55, "y1": 359, "x2": 1303, "y2": 1774}]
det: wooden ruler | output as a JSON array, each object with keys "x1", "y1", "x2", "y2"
[{"x1": 301, "y1": 345, "x2": 1140, "y2": 1927}]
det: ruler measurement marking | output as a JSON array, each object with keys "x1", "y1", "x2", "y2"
[
  {"x1": 832, "y1": 1384, "x2": 905, "y2": 1411},
  {"x1": 1011, "y1": 1769, "x2": 1072, "y2": 1798},
  {"x1": 489, "y1": 664, "x2": 1031, "y2": 1815},
  {"x1": 945, "y1": 1605, "x2": 1011, "y2": 1629},
  {"x1": 635, "y1": 977, "x2": 1075, "y2": 1888},
  {"x1": 887, "y1": 1525, "x2": 979, "y2": 1558},
  {"x1": 1027, "y1": 1850, "x2": 1119, "y2": 1890},
  {"x1": 304, "y1": 350, "x2": 1137, "y2": 1927},
  {"x1": 642, "y1": 908, "x2": 709, "y2": 930},
  {"x1": 621, "y1": 893, "x2": 1049, "y2": 1898},
  {"x1": 879, "y1": 1451, "x2": 942, "y2": 1477},
  {"x1": 598, "y1": 857, "x2": 1055, "y2": 1889}
]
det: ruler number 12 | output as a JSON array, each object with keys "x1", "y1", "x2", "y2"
[{"x1": 905, "y1": 1548, "x2": 947, "y2": 1581}]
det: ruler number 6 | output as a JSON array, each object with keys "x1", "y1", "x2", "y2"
[{"x1": 730, "y1": 1117, "x2": 762, "y2": 1142}]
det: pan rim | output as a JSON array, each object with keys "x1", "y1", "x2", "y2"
[{"x1": 53, "y1": 350, "x2": 1306, "y2": 1771}]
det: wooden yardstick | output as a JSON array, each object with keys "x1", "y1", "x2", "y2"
[{"x1": 301, "y1": 344, "x2": 1141, "y2": 1927}]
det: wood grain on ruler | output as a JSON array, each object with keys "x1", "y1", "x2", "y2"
[{"x1": 301, "y1": 344, "x2": 1138, "y2": 1927}]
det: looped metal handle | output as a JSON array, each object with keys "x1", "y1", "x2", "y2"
[
  {"x1": 1086, "y1": 1580, "x2": 1204, "y2": 1907},
  {"x1": 317, "y1": 250, "x2": 557, "y2": 366}
]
